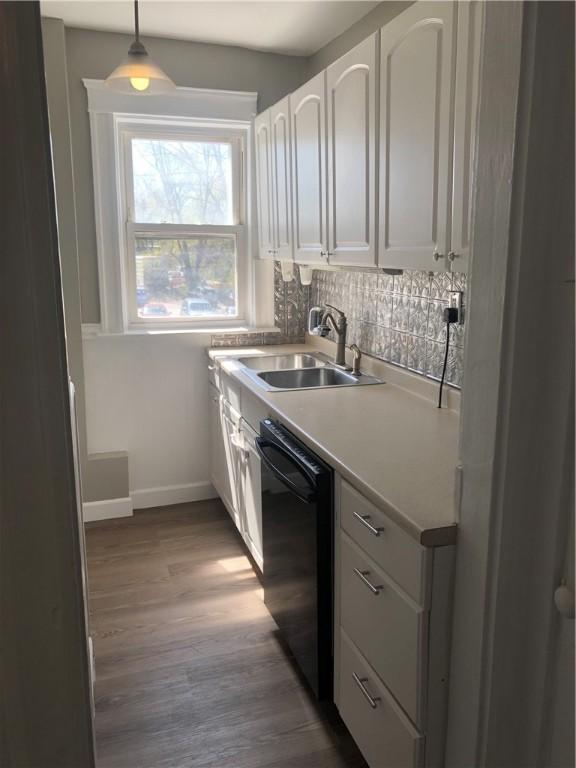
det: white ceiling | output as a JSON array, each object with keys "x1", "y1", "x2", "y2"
[{"x1": 40, "y1": 1, "x2": 380, "y2": 56}]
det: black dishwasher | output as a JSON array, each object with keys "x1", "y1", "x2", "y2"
[{"x1": 256, "y1": 419, "x2": 333, "y2": 700}]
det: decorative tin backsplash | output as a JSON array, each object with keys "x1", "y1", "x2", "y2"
[
  {"x1": 212, "y1": 262, "x2": 466, "y2": 389},
  {"x1": 211, "y1": 261, "x2": 308, "y2": 348},
  {"x1": 311, "y1": 269, "x2": 466, "y2": 387}
]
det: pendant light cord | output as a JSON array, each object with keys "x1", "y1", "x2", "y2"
[{"x1": 134, "y1": 0, "x2": 140, "y2": 43}]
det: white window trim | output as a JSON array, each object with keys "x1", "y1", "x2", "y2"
[
  {"x1": 84, "y1": 79, "x2": 274, "y2": 334},
  {"x1": 118, "y1": 121, "x2": 248, "y2": 329}
]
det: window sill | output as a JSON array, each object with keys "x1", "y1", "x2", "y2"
[{"x1": 82, "y1": 324, "x2": 281, "y2": 339}]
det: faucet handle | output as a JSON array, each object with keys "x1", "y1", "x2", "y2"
[{"x1": 349, "y1": 343, "x2": 362, "y2": 375}]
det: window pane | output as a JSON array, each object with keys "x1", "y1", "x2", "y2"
[
  {"x1": 135, "y1": 237, "x2": 237, "y2": 319},
  {"x1": 132, "y1": 138, "x2": 234, "y2": 225}
]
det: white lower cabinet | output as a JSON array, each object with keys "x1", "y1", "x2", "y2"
[
  {"x1": 339, "y1": 630, "x2": 424, "y2": 768},
  {"x1": 219, "y1": 398, "x2": 244, "y2": 533},
  {"x1": 340, "y1": 533, "x2": 425, "y2": 725},
  {"x1": 210, "y1": 364, "x2": 455, "y2": 767},
  {"x1": 209, "y1": 384, "x2": 234, "y2": 516},
  {"x1": 209, "y1": 367, "x2": 266, "y2": 573},
  {"x1": 239, "y1": 419, "x2": 263, "y2": 571},
  {"x1": 335, "y1": 476, "x2": 454, "y2": 768}
]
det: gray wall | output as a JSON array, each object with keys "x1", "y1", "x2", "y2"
[
  {"x1": 306, "y1": 0, "x2": 412, "y2": 77},
  {"x1": 62, "y1": 26, "x2": 308, "y2": 323}
]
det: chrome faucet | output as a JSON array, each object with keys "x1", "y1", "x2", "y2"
[{"x1": 315, "y1": 304, "x2": 350, "y2": 369}]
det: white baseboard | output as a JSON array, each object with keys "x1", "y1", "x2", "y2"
[
  {"x1": 83, "y1": 496, "x2": 133, "y2": 523},
  {"x1": 131, "y1": 481, "x2": 217, "y2": 510}
]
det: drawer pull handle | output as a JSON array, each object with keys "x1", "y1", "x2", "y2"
[
  {"x1": 352, "y1": 672, "x2": 381, "y2": 709},
  {"x1": 353, "y1": 511, "x2": 384, "y2": 536},
  {"x1": 354, "y1": 568, "x2": 382, "y2": 595}
]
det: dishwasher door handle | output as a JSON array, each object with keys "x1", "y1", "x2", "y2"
[{"x1": 256, "y1": 438, "x2": 317, "y2": 504}]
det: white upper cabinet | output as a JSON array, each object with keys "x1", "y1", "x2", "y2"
[
  {"x1": 327, "y1": 34, "x2": 378, "y2": 268},
  {"x1": 450, "y1": 0, "x2": 482, "y2": 272},
  {"x1": 254, "y1": 1, "x2": 480, "y2": 274},
  {"x1": 378, "y1": 2, "x2": 456, "y2": 271},
  {"x1": 270, "y1": 97, "x2": 293, "y2": 261},
  {"x1": 290, "y1": 72, "x2": 328, "y2": 264},
  {"x1": 254, "y1": 110, "x2": 274, "y2": 259}
]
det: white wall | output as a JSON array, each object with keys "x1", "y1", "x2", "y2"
[{"x1": 83, "y1": 334, "x2": 216, "y2": 506}]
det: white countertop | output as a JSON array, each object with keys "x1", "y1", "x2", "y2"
[{"x1": 209, "y1": 342, "x2": 460, "y2": 546}]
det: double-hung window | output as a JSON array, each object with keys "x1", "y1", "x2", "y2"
[
  {"x1": 119, "y1": 123, "x2": 247, "y2": 326},
  {"x1": 84, "y1": 81, "x2": 262, "y2": 334}
]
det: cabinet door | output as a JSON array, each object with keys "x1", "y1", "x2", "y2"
[
  {"x1": 240, "y1": 423, "x2": 263, "y2": 572},
  {"x1": 255, "y1": 109, "x2": 275, "y2": 259},
  {"x1": 450, "y1": 0, "x2": 482, "y2": 273},
  {"x1": 327, "y1": 34, "x2": 378, "y2": 267},
  {"x1": 378, "y1": 2, "x2": 456, "y2": 271},
  {"x1": 209, "y1": 388, "x2": 229, "y2": 505},
  {"x1": 270, "y1": 97, "x2": 293, "y2": 261},
  {"x1": 221, "y1": 408, "x2": 243, "y2": 532},
  {"x1": 290, "y1": 72, "x2": 327, "y2": 264}
]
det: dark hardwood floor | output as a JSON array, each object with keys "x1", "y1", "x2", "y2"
[{"x1": 86, "y1": 500, "x2": 367, "y2": 768}]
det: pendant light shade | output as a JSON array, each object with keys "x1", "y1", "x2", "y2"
[{"x1": 105, "y1": 1, "x2": 175, "y2": 94}]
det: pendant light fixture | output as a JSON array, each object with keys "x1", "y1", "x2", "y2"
[{"x1": 105, "y1": 0, "x2": 175, "y2": 94}]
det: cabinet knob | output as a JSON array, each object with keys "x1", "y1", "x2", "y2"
[
  {"x1": 448, "y1": 251, "x2": 459, "y2": 262},
  {"x1": 433, "y1": 250, "x2": 444, "y2": 262}
]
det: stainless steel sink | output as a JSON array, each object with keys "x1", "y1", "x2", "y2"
[
  {"x1": 237, "y1": 353, "x2": 327, "y2": 371},
  {"x1": 255, "y1": 366, "x2": 382, "y2": 390},
  {"x1": 230, "y1": 349, "x2": 384, "y2": 390}
]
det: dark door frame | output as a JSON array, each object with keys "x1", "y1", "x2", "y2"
[{"x1": 0, "y1": 3, "x2": 95, "y2": 765}]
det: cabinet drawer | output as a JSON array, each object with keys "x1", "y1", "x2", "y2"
[
  {"x1": 340, "y1": 479, "x2": 427, "y2": 604},
  {"x1": 340, "y1": 533, "x2": 426, "y2": 725},
  {"x1": 338, "y1": 629, "x2": 424, "y2": 768}
]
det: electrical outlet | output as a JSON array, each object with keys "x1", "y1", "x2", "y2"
[{"x1": 449, "y1": 291, "x2": 465, "y2": 324}]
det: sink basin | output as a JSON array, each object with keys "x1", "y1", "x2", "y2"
[
  {"x1": 237, "y1": 353, "x2": 327, "y2": 371},
  {"x1": 256, "y1": 367, "x2": 381, "y2": 390}
]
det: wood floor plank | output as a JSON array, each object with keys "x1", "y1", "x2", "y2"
[{"x1": 87, "y1": 500, "x2": 366, "y2": 768}]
